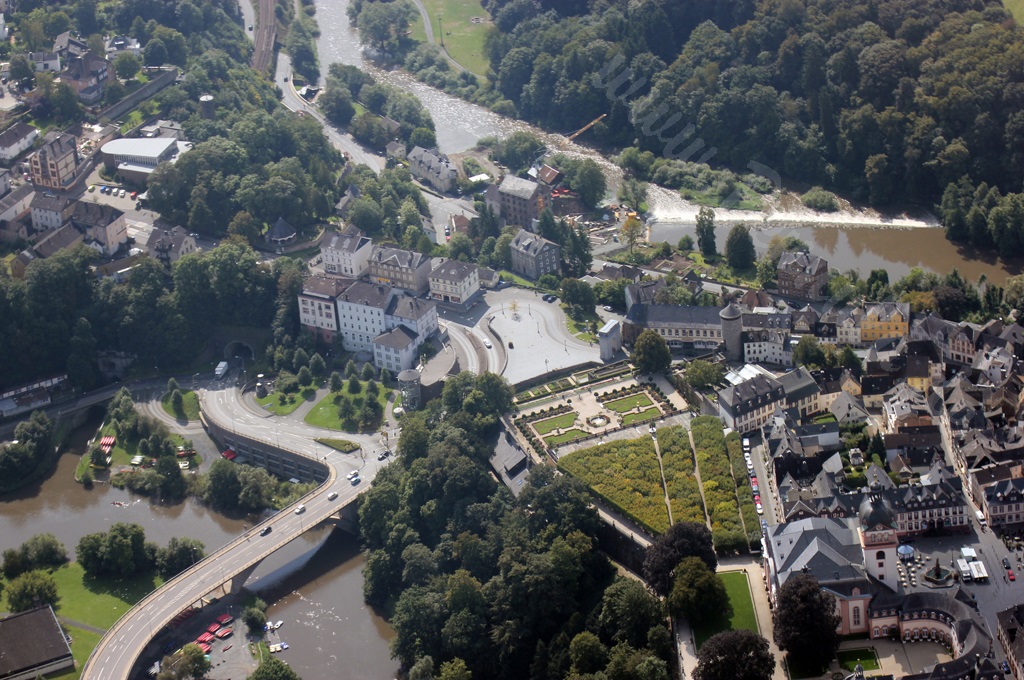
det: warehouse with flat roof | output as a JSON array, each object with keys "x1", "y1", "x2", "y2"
[{"x1": 0, "y1": 606, "x2": 74, "y2": 680}]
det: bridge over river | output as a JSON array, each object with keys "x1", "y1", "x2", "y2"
[{"x1": 80, "y1": 377, "x2": 389, "y2": 680}]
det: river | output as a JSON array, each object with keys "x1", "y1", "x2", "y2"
[
  {"x1": 311, "y1": 0, "x2": 1024, "y2": 285},
  {"x1": 0, "y1": 415, "x2": 398, "y2": 679}
]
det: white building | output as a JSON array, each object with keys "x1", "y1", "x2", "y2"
[
  {"x1": 30, "y1": 193, "x2": 74, "y2": 231},
  {"x1": 428, "y1": 259, "x2": 480, "y2": 307},
  {"x1": 298, "y1": 275, "x2": 353, "y2": 344},
  {"x1": 407, "y1": 146, "x2": 458, "y2": 193},
  {"x1": 336, "y1": 281, "x2": 394, "y2": 353},
  {"x1": 373, "y1": 326, "x2": 419, "y2": 373},
  {"x1": 321, "y1": 226, "x2": 372, "y2": 278},
  {"x1": 0, "y1": 123, "x2": 38, "y2": 163},
  {"x1": 386, "y1": 293, "x2": 439, "y2": 342},
  {"x1": 742, "y1": 330, "x2": 793, "y2": 367}
]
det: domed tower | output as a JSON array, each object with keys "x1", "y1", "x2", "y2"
[
  {"x1": 720, "y1": 302, "x2": 743, "y2": 363},
  {"x1": 858, "y1": 494, "x2": 899, "y2": 585}
]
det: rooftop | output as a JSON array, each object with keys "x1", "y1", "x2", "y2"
[
  {"x1": 373, "y1": 325, "x2": 418, "y2": 350},
  {"x1": 101, "y1": 137, "x2": 177, "y2": 161},
  {"x1": 430, "y1": 259, "x2": 478, "y2": 283},
  {"x1": 498, "y1": 175, "x2": 543, "y2": 200},
  {"x1": 0, "y1": 606, "x2": 73, "y2": 678}
]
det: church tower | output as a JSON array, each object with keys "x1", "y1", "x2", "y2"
[{"x1": 858, "y1": 493, "x2": 899, "y2": 585}]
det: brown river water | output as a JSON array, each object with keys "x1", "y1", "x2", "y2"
[{"x1": 0, "y1": 416, "x2": 398, "y2": 679}]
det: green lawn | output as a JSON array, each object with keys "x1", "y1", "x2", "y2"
[
  {"x1": 59, "y1": 625, "x2": 104, "y2": 680},
  {"x1": 544, "y1": 428, "x2": 589, "y2": 446},
  {"x1": 531, "y1": 412, "x2": 578, "y2": 435},
  {"x1": 316, "y1": 437, "x2": 360, "y2": 453},
  {"x1": 693, "y1": 571, "x2": 759, "y2": 648},
  {"x1": 46, "y1": 562, "x2": 163, "y2": 631},
  {"x1": 604, "y1": 393, "x2": 655, "y2": 413},
  {"x1": 304, "y1": 381, "x2": 391, "y2": 432},
  {"x1": 622, "y1": 406, "x2": 662, "y2": 425},
  {"x1": 255, "y1": 387, "x2": 317, "y2": 416},
  {"x1": 418, "y1": 0, "x2": 491, "y2": 76},
  {"x1": 837, "y1": 648, "x2": 880, "y2": 672},
  {"x1": 565, "y1": 308, "x2": 599, "y2": 342},
  {"x1": 1004, "y1": 0, "x2": 1024, "y2": 23},
  {"x1": 74, "y1": 423, "x2": 187, "y2": 480},
  {"x1": 161, "y1": 390, "x2": 200, "y2": 421}
]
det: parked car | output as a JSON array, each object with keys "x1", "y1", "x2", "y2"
[
  {"x1": 88, "y1": 184, "x2": 95, "y2": 192},
  {"x1": 259, "y1": 526, "x2": 272, "y2": 536},
  {"x1": 603, "y1": 305, "x2": 613, "y2": 311},
  {"x1": 118, "y1": 188, "x2": 126, "y2": 198},
  {"x1": 756, "y1": 502, "x2": 764, "y2": 515},
  {"x1": 130, "y1": 191, "x2": 138, "y2": 200},
  {"x1": 1004, "y1": 557, "x2": 1012, "y2": 569},
  {"x1": 751, "y1": 483, "x2": 759, "y2": 493},
  {"x1": 1011, "y1": 570, "x2": 1017, "y2": 582}
]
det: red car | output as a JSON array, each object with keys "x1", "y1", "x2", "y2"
[
  {"x1": 1010, "y1": 570, "x2": 1017, "y2": 582},
  {"x1": 750, "y1": 476, "x2": 758, "y2": 486},
  {"x1": 754, "y1": 494, "x2": 761, "y2": 504}
]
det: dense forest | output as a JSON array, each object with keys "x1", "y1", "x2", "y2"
[
  {"x1": 359, "y1": 371, "x2": 677, "y2": 680},
  {"x1": 347, "y1": 0, "x2": 1024, "y2": 249}
]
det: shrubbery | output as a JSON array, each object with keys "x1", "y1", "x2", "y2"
[
  {"x1": 801, "y1": 187, "x2": 839, "y2": 212},
  {"x1": 691, "y1": 416, "x2": 748, "y2": 553}
]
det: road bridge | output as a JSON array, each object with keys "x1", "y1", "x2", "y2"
[{"x1": 80, "y1": 379, "x2": 386, "y2": 680}]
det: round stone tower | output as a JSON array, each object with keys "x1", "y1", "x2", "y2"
[{"x1": 720, "y1": 302, "x2": 743, "y2": 363}]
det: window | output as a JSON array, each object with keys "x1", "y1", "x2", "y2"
[{"x1": 853, "y1": 608, "x2": 860, "y2": 626}]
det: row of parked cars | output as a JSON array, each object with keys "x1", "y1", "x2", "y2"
[
  {"x1": 742, "y1": 438, "x2": 764, "y2": 516},
  {"x1": 88, "y1": 184, "x2": 138, "y2": 200}
]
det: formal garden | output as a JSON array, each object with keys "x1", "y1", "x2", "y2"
[{"x1": 689, "y1": 416, "x2": 750, "y2": 553}]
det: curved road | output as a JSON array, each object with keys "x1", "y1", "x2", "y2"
[{"x1": 81, "y1": 374, "x2": 391, "y2": 680}]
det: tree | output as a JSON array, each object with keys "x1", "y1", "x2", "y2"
[
  {"x1": 619, "y1": 178, "x2": 649, "y2": 211},
  {"x1": 631, "y1": 329, "x2": 671, "y2": 375},
  {"x1": 297, "y1": 365, "x2": 313, "y2": 386},
  {"x1": 597, "y1": 578, "x2": 665, "y2": 648},
  {"x1": 448, "y1": 233, "x2": 474, "y2": 261},
  {"x1": 725, "y1": 224, "x2": 756, "y2": 270},
  {"x1": 685, "y1": 360, "x2": 724, "y2": 390},
  {"x1": 773, "y1": 574, "x2": 840, "y2": 671},
  {"x1": 248, "y1": 657, "x2": 301, "y2": 680},
  {"x1": 667, "y1": 557, "x2": 729, "y2": 624},
  {"x1": 621, "y1": 216, "x2": 646, "y2": 253},
  {"x1": 171, "y1": 389, "x2": 184, "y2": 413},
  {"x1": 9, "y1": 55, "x2": 34, "y2": 84},
  {"x1": 438, "y1": 658, "x2": 472, "y2": 680},
  {"x1": 177, "y1": 643, "x2": 211, "y2": 679},
  {"x1": 696, "y1": 207, "x2": 717, "y2": 257},
  {"x1": 157, "y1": 537, "x2": 205, "y2": 578},
  {"x1": 113, "y1": 52, "x2": 141, "y2": 80},
  {"x1": 678, "y1": 235, "x2": 694, "y2": 252},
  {"x1": 155, "y1": 456, "x2": 187, "y2": 500},
  {"x1": 570, "y1": 632, "x2": 608, "y2": 674},
  {"x1": 794, "y1": 335, "x2": 826, "y2": 368},
  {"x1": 329, "y1": 371, "x2": 343, "y2": 392},
  {"x1": 6, "y1": 570, "x2": 60, "y2": 612},
  {"x1": 143, "y1": 37, "x2": 168, "y2": 66},
  {"x1": 243, "y1": 606, "x2": 267, "y2": 635},
  {"x1": 643, "y1": 521, "x2": 716, "y2": 596},
  {"x1": 319, "y1": 82, "x2": 356, "y2": 127},
  {"x1": 309, "y1": 353, "x2": 326, "y2": 377},
  {"x1": 361, "y1": 362, "x2": 376, "y2": 381},
  {"x1": 366, "y1": 379, "x2": 380, "y2": 399},
  {"x1": 345, "y1": 359, "x2": 358, "y2": 379},
  {"x1": 348, "y1": 375, "x2": 362, "y2": 393},
  {"x1": 167, "y1": 377, "x2": 179, "y2": 394},
  {"x1": 568, "y1": 159, "x2": 607, "y2": 207},
  {"x1": 694, "y1": 630, "x2": 774, "y2": 680}
]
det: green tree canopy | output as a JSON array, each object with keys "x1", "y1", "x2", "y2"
[
  {"x1": 725, "y1": 224, "x2": 756, "y2": 270},
  {"x1": 631, "y1": 329, "x2": 672, "y2": 374},
  {"x1": 773, "y1": 574, "x2": 841, "y2": 671},
  {"x1": 694, "y1": 630, "x2": 774, "y2": 680},
  {"x1": 5, "y1": 570, "x2": 59, "y2": 612}
]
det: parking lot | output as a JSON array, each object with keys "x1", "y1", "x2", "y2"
[{"x1": 78, "y1": 164, "x2": 142, "y2": 211}]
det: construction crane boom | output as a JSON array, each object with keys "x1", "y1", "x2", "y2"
[{"x1": 566, "y1": 114, "x2": 607, "y2": 142}]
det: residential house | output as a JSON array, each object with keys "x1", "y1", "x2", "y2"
[
  {"x1": 622, "y1": 304, "x2": 723, "y2": 350},
  {"x1": 792, "y1": 304, "x2": 819, "y2": 334},
  {"x1": 739, "y1": 288, "x2": 775, "y2": 310},
  {"x1": 776, "y1": 251, "x2": 828, "y2": 300},
  {"x1": 477, "y1": 266, "x2": 500, "y2": 289},
  {"x1": 718, "y1": 373, "x2": 786, "y2": 434},
  {"x1": 52, "y1": 31, "x2": 88, "y2": 59},
  {"x1": 408, "y1": 146, "x2": 458, "y2": 193},
  {"x1": 982, "y1": 479, "x2": 1024, "y2": 531},
  {"x1": 28, "y1": 51, "x2": 61, "y2": 72},
  {"x1": 742, "y1": 329, "x2": 793, "y2": 367},
  {"x1": 368, "y1": 245, "x2": 432, "y2": 295},
  {"x1": 386, "y1": 293, "x2": 438, "y2": 342},
  {"x1": 999, "y1": 604, "x2": 1024, "y2": 680},
  {"x1": 335, "y1": 281, "x2": 394, "y2": 353},
  {"x1": 29, "y1": 132, "x2": 80, "y2": 191},
  {"x1": 33, "y1": 223, "x2": 82, "y2": 258},
  {"x1": 321, "y1": 226, "x2": 372, "y2": 278},
  {"x1": 334, "y1": 183, "x2": 361, "y2": 217},
  {"x1": 0, "y1": 123, "x2": 39, "y2": 164},
  {"x1": 764, "y1": 412, "x2": 843, "y2": 483},
  {"x1": 429, "y1": 259, "x2": 480, "y2": 307},
  {"x1": 860, "y1": 302, "x2": 911, "y2": 344},
  {"x1": 298, "y1": 275, "x2": 353, "y2": 343},
  {"x1": 509, "y1": 228, "x2": 560, "y2": 280},
  {"x1": 485, "y1": 176, "x2": 550, "y2": 229},
  {"x1": 813, "y1": 367, "x2": 861, "y2": 410},
  {"x1": 29, "y1": 193, "x2": 74, "y2": 231},
  {"x1": 0, "y1": 184, "x2": 34, "y2": 222},
  {"x1": 830, "y1": 392, "x2": 870, "y2": 425},
  {"x1": 385, "y1": 141, "x2": 406, "y2": 160},
  {"x1": 146, "y1": 226, "x2": 196, "y2": 266},
  {"x1": 372, "y1": 326, "x2": 419, "y2": 373},
  {"x1": 69, "y1": 202, "x2": 126, "y2": 255},
  {"x1": 837, "y1": 307, "x2": 865, "y2": 347},
  {"x1": 883, "y1": 383, "x2": 935, "y2": 433},
  {"x1": 329, "y1": 281, "x2": 437, "y2": 368},
  {"x1": 105, "y1": 35, "x2": 141, "y2": 58},
  {"x1": 63, "y1": 51, "x2": 109, "y2": 103},
  {"x1": 911, "y1": 314, "x2": 976, "y2": 366},
  {"x1": 624, "y1": 278, "x2": 668, "y2": 310},
  {"x1": 535, "y1": 164, "x2": 562, "y2": 186},
  {"x1": 778, "y1": 366, "x2": 822, "y2": 418}
]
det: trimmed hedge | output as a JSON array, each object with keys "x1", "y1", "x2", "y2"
[
  {"x1": 657, "y1": 425, "x2": 707, "y2": 526},
  {"x1": 558, "y1": 436, "x2": 671, "y2": 534},
  {"x1": 691, "y1": 416, "x2": 748, "y2": 553}
]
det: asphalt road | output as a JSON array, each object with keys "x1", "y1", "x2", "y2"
[{"x1": 81, "y1": 372, "x2": 391, "y2": 680}]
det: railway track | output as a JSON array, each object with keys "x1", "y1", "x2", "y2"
[{"x1": 250, "y1": 0, "x2": 276, "y2": 75}]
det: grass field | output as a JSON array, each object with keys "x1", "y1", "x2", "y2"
[
  {"x1": 255, "y1": 387, "x2": 316, "y2": 416},
  {"x1": 531, "y1": 412, "x2": 578, "y2": 435},
  {"x1": 604, "y1": 393, "x2": 655, "y2": 413},
  {"x1": 622, "y1": 407, "x2": 662, "y2": 425},
  {"x1": 161, "y1": 390, "x2": 200, "y2": 421},
  {"x1": 74, "y1": 423, "x2": 187, "y2": 480},
  {"x1": 59, "y1": 625, "x2": 104, "y2": 680},
  {"x1": 837, "y1": 648, "x2": 880, "y2": 672},
  {"x1": 544, "y1": 428, "x2": 589, "y2": 446},
  {"x1": 418, "y1": 0, "x2": 491, "y2": 76},
  {"x1": 316, "y1": 437, "x2": 360, "y2": 453},
  {"x1": 47, "y1": 562, "x2": 163, "y2": 630},
  {"x1": 1005, "y1": 0, "x2": 1024, "y2": 23},
  {"x1": 304, "y1": 381, "x2": 391, "y2": 432},
  {"x1": 693, "y1": 571, "x2": 759, "y2": 648}
]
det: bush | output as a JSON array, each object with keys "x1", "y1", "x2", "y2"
[
  {"x1": 277, "y1": 371, "x2": 300, "y2": 394},
  {"x1": 801, "y1": 187, "x2": 839, "y2": 212}
]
